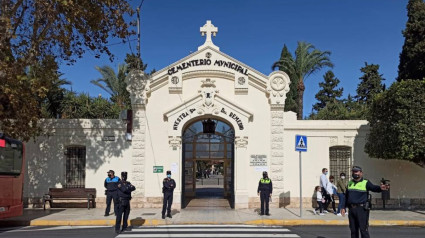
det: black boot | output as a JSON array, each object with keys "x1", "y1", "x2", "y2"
[
  {"x1": 167, "y1": 213, "x2": 172, "y2": 218},
  {"x1": 162, "y1": 214, "x2": 165, "y2": 219}
]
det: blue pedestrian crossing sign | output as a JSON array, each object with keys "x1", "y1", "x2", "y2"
[{"x1": 295, "y1": 135, "x2": 307, "y2": 152}]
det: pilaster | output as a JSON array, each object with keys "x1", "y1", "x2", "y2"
[
  {"x1": 131, "y1": 105, "x2": 146, "y2": 195},
  {"x1": 235, "y1": 136, "x2": 249, "y2": 208},
  {"x1": 126, "y1": 70, "x2": 151, "y2": 196},
  {"x1": 270, "y1": 109, "x2": 285, "y2": 207},
  {"x1": 266, "y1": 70, "x2": 290, "y2": 208}
]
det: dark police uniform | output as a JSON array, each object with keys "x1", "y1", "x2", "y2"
[
  {"x1": 104, "y1": 171, "x2": 120, "y2": 216},
  {"x1": 115, "y1": 172, "x2": 135, "y2": 234},
  {"x1": 257, "y1": 172, "x2": 273, "y2": 215},
  {"x1": 344, "y1": 176, "x2": 382, "y2": 238},
  {"x1": 162, "y1": 171, "x2": 176, "y2": 219}
]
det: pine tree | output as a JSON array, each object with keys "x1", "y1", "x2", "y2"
[
  {"x1": 356, "y1": 63, "x2": 385, "y2": 105},
  {"x1": 343, "y1": 94, "x2": 365, "y2": 119},
  {"x1": 397, "y1": 0, "x2": 425, "y2": 81},
  {"x1": 309, "y1": 100, "x2": 349, "y2": 120},
  {"x1": 313, "y1": 71, "x2": 343, "y2": 112},
  {"x1": 272, "y1": 45, "x2": 298, "y2": 113}
]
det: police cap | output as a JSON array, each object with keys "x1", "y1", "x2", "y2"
[{"x1": 352, "y1": 166, "x2": 362, "y2": 172}]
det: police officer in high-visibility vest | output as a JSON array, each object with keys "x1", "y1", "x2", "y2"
[
  {"x1": 104, "y1": 170, "x2": 120, "y2": 216},
  {"x1": 257, "y1": 171, "x2": 273, "y2": 216},
  {"x1": 341, "y1": 166, "x2": 388, "y2": 238}
]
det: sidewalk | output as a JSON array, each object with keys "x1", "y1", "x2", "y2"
[{"x1": 1, "y1": 207, "x2": 425, "y2": 227}]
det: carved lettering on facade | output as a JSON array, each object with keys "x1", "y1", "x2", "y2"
[
  {"x1": 167, "y1": 58, "x2": 249, "y2": 76},
  {"x1": 173, "y1": 109, "x2": 196, "y2": 130},
  {"x1": 219, "y1": 107, "x2": 244, "y2": 130}
]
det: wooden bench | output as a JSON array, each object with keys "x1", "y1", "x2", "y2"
[{"x1": 43, "y1": 188, "x2": 96, "y2": 210}]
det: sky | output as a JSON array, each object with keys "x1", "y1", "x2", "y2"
[{"x1": 60, "y1": 0, "x2": 408, "y2": 118}]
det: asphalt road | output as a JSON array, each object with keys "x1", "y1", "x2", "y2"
[
  {"x1": 290, "y1": 225, "x2": 425, "y2": 238},
  {"x1": 0, "y1": 225, "x2": 424, "y2": 238}
]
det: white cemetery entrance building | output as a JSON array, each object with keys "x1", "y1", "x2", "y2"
[
  {"x1": 126, "y1": 20, "x2": 290, "y2": 209},
  {"x1": 23, "y1": 21, "x2": 425, "y2": 210}
]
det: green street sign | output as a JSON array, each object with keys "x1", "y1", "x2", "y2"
[{"x1": 153, "y1": 166, "x2": 163, "y2": 173}]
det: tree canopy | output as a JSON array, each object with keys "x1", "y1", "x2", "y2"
[
  {"x1": 312, "y1": 71, "x2": 343, "y2": 112},
  {"x1": 365, "y1": 80, "x2": 425, "y2": 167},
  {"x1": 356, "y1": 63, "x2": 385, "y2": 105},
  {"x1": 0, "y1": 0, "x2": 134, "y2": 141},
  {"x1": 397, "y1": 0, "x2": 425, "y2": 81},
  {"x1": 59, "y1": 91, "x2": 120, "y2": 119}
]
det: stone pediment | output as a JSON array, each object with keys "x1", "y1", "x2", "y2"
[
  {"x1": 149, "y1": 46, "x2": 269, "y2": 93},
  {"x1": 163, "y1": 92, "x2": 253, "y2": 137}
]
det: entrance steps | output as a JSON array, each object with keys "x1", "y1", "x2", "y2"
[{"x1": 185, "y1": 198, "x2": 231, "y2": 209}]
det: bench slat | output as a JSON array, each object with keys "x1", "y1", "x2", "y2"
[{"x1": 44, "y1": 188, "x2": 97, "y2": 210}]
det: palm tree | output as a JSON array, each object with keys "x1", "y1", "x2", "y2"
[
  {"x1": 91, "y1": 64, "x2": 130, "y2": 110},
  {"x1": 273, "y1": 42, "x2": 333, "y2": 119}
]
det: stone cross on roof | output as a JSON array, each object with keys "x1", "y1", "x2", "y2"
[{"x1": 198, "y1": 20, "x2": 219, "y2": 51}]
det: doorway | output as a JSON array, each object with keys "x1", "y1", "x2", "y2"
[{"x1": 181, "y1": 119, "x2": 235, "y2": 209}]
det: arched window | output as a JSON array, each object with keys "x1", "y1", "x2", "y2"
[{"x1": 329, "y1": 146, "x2": 351, "y2": 178}]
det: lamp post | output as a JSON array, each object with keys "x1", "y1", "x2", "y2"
[{"x1": 137, "y1": 0, "x2": 145, "y2": 69}]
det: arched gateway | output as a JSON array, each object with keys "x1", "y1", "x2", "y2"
[
  {"x1": 125, "y1": 20, "x2": 290, "y2": 209},
  {"x1": 182, "y1": 118, "x2": 235, "y2": 208}
]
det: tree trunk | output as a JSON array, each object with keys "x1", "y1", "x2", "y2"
[{"x1": 297, "y1": 78, "x2": 305, "y2": 120}]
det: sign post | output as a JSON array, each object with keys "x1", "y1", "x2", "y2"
[{"x1": 295, "y1": 135, "x2": 307, "y2": 217}]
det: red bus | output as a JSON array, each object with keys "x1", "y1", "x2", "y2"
[{"x1": 0, "y1": 134, "x2": 25, "y2": 219}]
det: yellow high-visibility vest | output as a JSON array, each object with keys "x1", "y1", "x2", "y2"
[
  {"x1": 347, "y1": 179, "x2": 368, "y2": 192},
  {"x1": 260, "y1": 178, "x2": 271, "y2": 184}
]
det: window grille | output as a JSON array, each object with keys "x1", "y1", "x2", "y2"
[
  {"x1": 65, "y1": 146, "x2": 86, "y2": 188},
  {"x1": 329, "y1": 146, "x2": 351, "y2": 178}
]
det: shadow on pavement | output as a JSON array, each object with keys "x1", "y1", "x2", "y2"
[
  {"x1": 129, "y1": 217, "x2": 145, "y2": 226},
  {"x1": 411, "y1": 210, "x2": 425, "y2": 215},
  {"x1": 0, "y1": 208, "x2": 66, "y2": 231}
]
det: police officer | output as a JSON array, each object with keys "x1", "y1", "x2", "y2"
[
  {"x1": 341, "y1": 166, "x2": 388, "y2": 238},
  {"x1": 115, "y1": 171, "x2": 136, "y2": 234},
  {"x1": 162, "y1": 170, "x2": 176, "y2": 219},
  {"x1": 104, "y1": 170, "x2": 120, "y2": 216},
  {"x1": 257, "y1": 171, "x2": 273, "y2": 216}
]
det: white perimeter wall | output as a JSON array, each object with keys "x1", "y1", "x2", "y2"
[
  {"x1": 24, "y1": 119, "x2": 132, "y2": 202},
  {"x1": 21, "y1": 106, "x2": 425, "y2": 206},
  {"x1": 282, "y1": 112, "x2": 425, "y2": 204}
]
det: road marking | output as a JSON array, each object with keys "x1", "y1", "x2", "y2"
[
  {"x1": 130, "y1": 228, "x2": 291, "y2": 232},
  {"x1": 116, "y1": 225, "x2": 299, "y2": 238},
  {"x1": 118, "y1": 235, "x2": 299, "y2": 238}
]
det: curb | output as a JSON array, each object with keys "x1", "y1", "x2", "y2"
[{"x1": 2, "y1": 219, "x2": 425, "y2": 227}]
